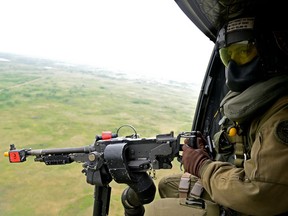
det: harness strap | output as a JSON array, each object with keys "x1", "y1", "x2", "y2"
[
  {"x1": 218, "y1": 122, "x2": 247, "y2": 168},
  {"x1": 233, "y1": 137, "x2": 246, "y2": 167},
  {"x1": 190, "y1": 179, "x2": 204, "y2": 197},
  {"x1": 179, "y1": 172, "x2": 204, "y2": 198},
  {"x1": 178, "y1": 172, "x2": 191, "y2": 198}
]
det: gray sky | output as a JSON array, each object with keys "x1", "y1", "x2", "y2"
[{"x1": 0, "y1": 0, "x2": 214, "y2": 84}]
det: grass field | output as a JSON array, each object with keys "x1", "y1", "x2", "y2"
[{"x1": 0, "y1": 53, "x2": 200, "y2": 216}]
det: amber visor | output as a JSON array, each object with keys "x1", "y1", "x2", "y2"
[{"x1": 219, "y1": 41, "x2": 258, "y2": 67}]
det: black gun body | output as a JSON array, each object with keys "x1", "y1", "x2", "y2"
[
  {"x1": 5, "y1": 129, "x2": 213, "y2": 215},
  {"x1": 22, "y1": 132, "x2": 178, "y2": 172}
]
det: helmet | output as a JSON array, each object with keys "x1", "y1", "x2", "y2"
[
  {"x1": 216, "y1": 17, "x2": 261, "y2": 92},
  {"x1": 216, "y1": 2, "x2": 288, "y2": 92},
  {"x1": 217, "y1": 17, "x2": 257, "y2": 67}
]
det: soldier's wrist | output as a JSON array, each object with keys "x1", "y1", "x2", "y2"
[{"x1": 198, "y1": 159, "x2": 213, "y2": 178}]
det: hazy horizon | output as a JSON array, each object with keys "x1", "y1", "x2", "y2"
[{"x1": 0, "y1": 51, "x2": 204, "y2": 89}]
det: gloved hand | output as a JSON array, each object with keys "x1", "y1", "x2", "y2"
[{"x1": 182, "y1": 132, "x2": 211, "y2": 178}]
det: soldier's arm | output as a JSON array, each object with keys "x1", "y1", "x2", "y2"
[{"x1": 200, "y1": 105, "x2": 288, "y2": 215}]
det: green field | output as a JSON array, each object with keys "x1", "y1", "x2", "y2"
[{"x1": 0, "y1": 53, "x2": 199, "y2": 216}]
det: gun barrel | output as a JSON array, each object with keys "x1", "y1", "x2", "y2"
[{"x1": 28, "y1": 146, "x2": 92, "y2": 156}]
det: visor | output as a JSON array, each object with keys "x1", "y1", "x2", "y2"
[{"x1": 219, "y1": 41, "x2": 258, "y2": 67}]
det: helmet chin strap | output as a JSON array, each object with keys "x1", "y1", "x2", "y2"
[{"x1": 225, "y1": 57, "x2": 262, "y2": 92}]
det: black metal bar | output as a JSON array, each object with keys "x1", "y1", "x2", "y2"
[{"x1": 93, "y1": 185, "x2": 111, "y2": 216}]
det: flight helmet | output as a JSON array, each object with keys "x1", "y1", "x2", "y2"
[{"x1": 216, "y1": 2, "x2": 288, "y2": 92}]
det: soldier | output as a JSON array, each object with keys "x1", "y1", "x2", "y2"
[{"x1": 145, "y1": 4, "x2": 288, "y2": 216}]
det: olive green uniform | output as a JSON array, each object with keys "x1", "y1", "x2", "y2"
[{"x1": 145, "y1": 76, "x2": 288, "y2": 215}]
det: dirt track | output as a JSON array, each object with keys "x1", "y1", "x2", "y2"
[{"x1": 0, "y1": 77, "x2": 44, "y2": 92}]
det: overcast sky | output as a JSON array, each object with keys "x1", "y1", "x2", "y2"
[{"x1": 0, "y1": 0, "x2": 214, "y2": 84}]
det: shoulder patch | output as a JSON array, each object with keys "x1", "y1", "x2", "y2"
[{"x1": 275, "y1": 120, "x2": 288, "y2": 144}]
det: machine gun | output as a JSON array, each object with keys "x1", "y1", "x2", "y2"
[{"x1": 4, "y1": 125, "x2": 214, "y2": 216}]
